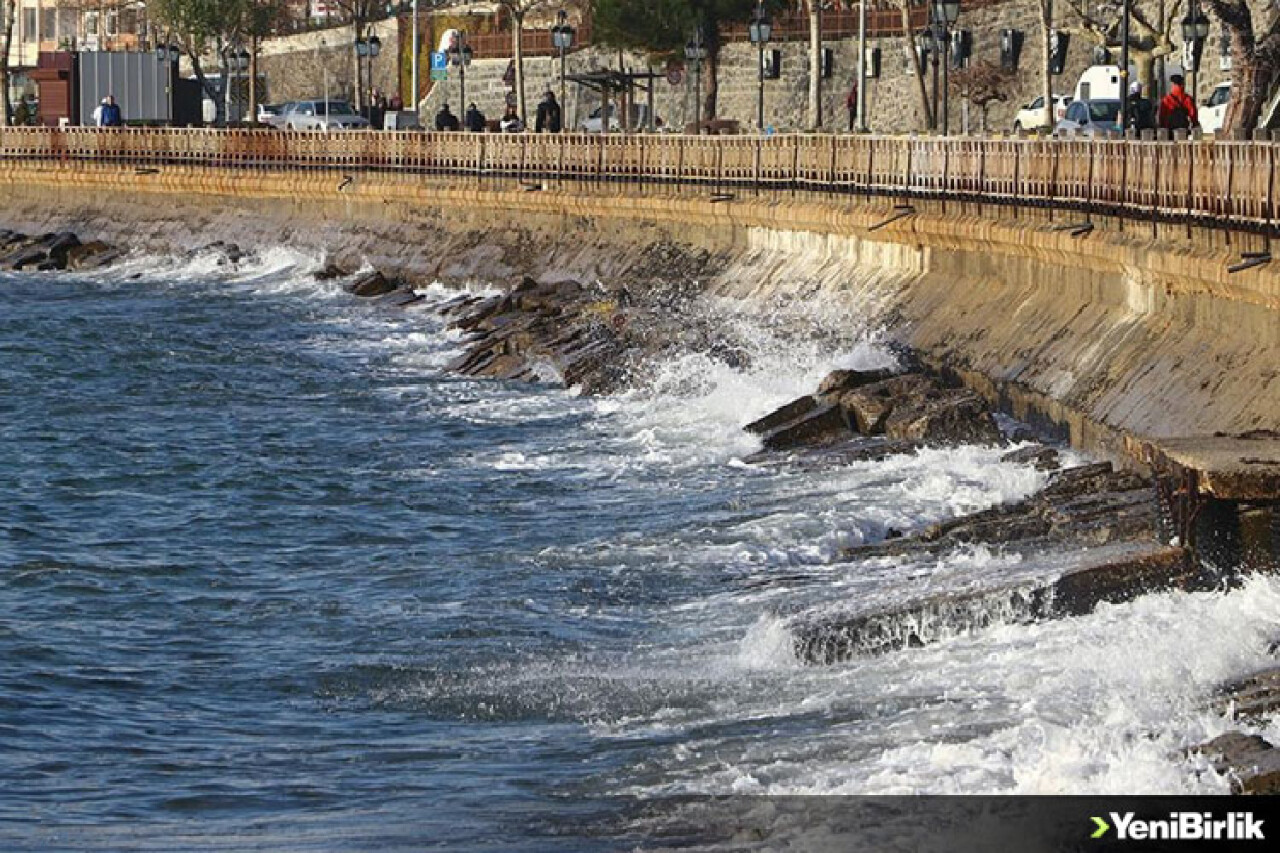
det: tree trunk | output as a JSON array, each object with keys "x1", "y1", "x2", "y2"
[
  {"x1": 807, "y1": 1, "x2": 822, "y2": 129},
  {"x1": 514, "y1": 12, "x2": 526, "y2": 123},
  {"x1": 1225, "y1": 48, "x2": 1270, "y2": 133},
  {"x1": 902, "y1": 2, "x2": 932, "y2": 128},
  {"x1": 704, "y1": 29, "x2": 721, "y2": 121},
  {"x1": 191, "y1": 57, "x2": 225, "y2": 127},
  {"x1": 249, "y1": 35, "x2": 259, "y2": 124},
  {"x1": 0, "y1": 0, "x2": 15, "y2": 127},
  {"x1": 1135, "y1": 51, "x2": 1156, "y2": 96}
]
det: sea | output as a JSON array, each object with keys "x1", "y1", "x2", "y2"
[{"x1": 1, "y1": 248, "x2": 1278, "y2": 850}]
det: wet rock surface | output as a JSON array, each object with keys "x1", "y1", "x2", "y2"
[
  {"x1": 0, "y1": 229, "x2": 120, "y2": 272},
  {"x1": 1192, "y1": 732, "x2": 1280, "y2": 794}
]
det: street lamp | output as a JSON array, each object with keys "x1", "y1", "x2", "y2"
[
  {"x1": 1182, "y1": 4, "x2": 1210, "y2": 100},
  {"x1": 551, "y1": 9, "x2": 575, "y2": 123},
  {"x1": 356, "y1": 32, "x2": 382, "y2": 117},
  {"x1": 929, "y1": 0, "x2": 960, "y2": 135},
  {"x1": 450, "y1": 31, "x2": 473, "y2": 114},
  {"x1": 748, "y1": 1, "x2": 772, "y2": 132},
  {"x1": 154, "y1": 43, "x2": 179, "y2": 125},
  {"x1": 684, "y1": 27, "x2": 706, "y2": 134}
]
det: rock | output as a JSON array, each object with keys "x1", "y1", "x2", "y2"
[
  {"x1": 7, "y1": 246, "x2": 48, "y2": 270},
  {"x1": 794, "y1": 545, "x2": 1199, "y2": 665},
  {"x1": 348, "y1": 270, "x2": 396, "y2": 298},
  {"x1": 65, "y1": 241, "x2": 119, "y2": 271},
  {"x1": 883, "y1": 388, "x2": 1003, "y2": 445},
  {"x1": 1193, "y1": 732, "x2": 1280, "y2": 794},
  {"x1": 816, "y1": 367, "x2": 899, "y2": 398},
  {"x1": 1001, "y1": 445, "x2": 1062, "y2": 471},
  {"x1": 313, "y1": 262, "x2": 346, "y2": 281},
  {"x1": 835, "y1": 374, "x2": 936, "y2": 434},
  {"x1": 761, "y1": 403, "x2": 853, "y2": 451},
  {"x1": 45, "y1": 232, "x2": 80, "y2": 267},
  {"x1": 744, "y1": 396, "x2": 818, "y2": 436},
  {"x1": 1216, "y1": 667, "x2": 1280, "y2": 722}
]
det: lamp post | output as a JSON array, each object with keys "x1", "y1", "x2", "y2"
[
  {"x1": 684, "y1": 27, "x2": 706, "y2": 134},
  {"x1": 450, "y1": 31, "x2": 472, "y2": 114},
  {"x1": 356, "y1": 32, "x2": 382, "y2": 119},
  {"x1": 411, "y1": 0, "x2": 420, "y2": 113},
  {"x1": 930, "y1": 0, "x2": 960, "y2": 135},
  {"x1": 551, "y1": 9, "x2": 575, "y2": 121},
  {"x1": 1120, "y1": 0, "x2": 1131, "y2": 131},
  {"x1": 1181, "y1": 4, "x2": 1210, "y2": 102},
  {"x1": 154, "y1": 43, "x2": 179, "y2": 125},
  {"x1": 748, "y1": 2, "x2": 772, "y2": 132}
]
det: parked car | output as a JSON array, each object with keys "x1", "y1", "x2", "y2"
[
  {"x1": 579, "y1": 103, "x2": 664, "y2": 133},
  {"x1": 1199, "y1": 82, "x2": 1231, "y2": 134},
  {"x1": 257, "y1": 103, "x2": 293, "y2": 128},
  {"x1": 281, "y1": 100, "x2": 371, "y2": 131},
  {"x1": 1055, "y1": 98, "x2": 1123, "y2": 136},
  {"x1": 1013, "y1": 94, "x2": 1071, "y2": 131}
]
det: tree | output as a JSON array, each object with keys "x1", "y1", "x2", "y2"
[
  {"x1": 896, "y1": 0, "x2": 932, "y2": 129},
  {"x1": 801, "y1": 0, "x2": 821, "y2": 129},
  {"x1": 497, "y1": 0, "x2": 551, "y2": 126},
  {"x1": 330, "y1": 0, "x2": 381, "y2": 111},
  {"x1": 593, "y1": 0, "x2": 758, "y2": 125},
  {"x1": 1204, "y1": 0, "x2": 1280, "y2": 133},
  {"x1": 1063, "y1": 0, "x2": 1182, "y2": 96},
  {"x1": 149, "y1": 0, "x2": 242, "y2": 125},
  {"x1": 1, "y1": 0, "x2": 15, "y2": 127},
  {"x1": 948, "y1": 59, "x2": 1015, "y2": 132}
]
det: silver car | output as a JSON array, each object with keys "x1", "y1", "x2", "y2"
[
  {"x1": 1054, "y1": 99, "x2": 1123, "y2": 137},
  {"x1": 281, "y1": 100, "x2": 371, "y2": 131}
]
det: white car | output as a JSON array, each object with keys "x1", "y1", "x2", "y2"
[
  {"x1": 1013, "y1": 95, "x2": 1071, "y2": 131},
  {"x1": 579, "y1": 103, "x2": 664, "y2": 133},
  {"x1": 282, "y1": 100, "x2": 371, "y2": 131},
  {"x1": 1054, "y1": 98, "x2": 1123, "y2": 137},
  {"x1": 1199, "y1": 82, "x2": 1230, "y2": 134}
]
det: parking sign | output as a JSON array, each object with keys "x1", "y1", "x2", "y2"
[{"x1": 430, "y1": 51, "x2": 448, "y2": 81}]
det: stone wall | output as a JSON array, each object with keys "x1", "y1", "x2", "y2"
[{"x1": 252, "y1": 1, "x2": 1239, "y2": 133}]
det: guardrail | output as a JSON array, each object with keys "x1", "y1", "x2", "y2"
[{"x1": 1, "y1": 127, "x2": 1275, "y2": 231}]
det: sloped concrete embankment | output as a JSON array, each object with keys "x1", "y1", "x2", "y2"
[{"x1": 1, "y1": 162, "x2": 1275, "y2": 460}]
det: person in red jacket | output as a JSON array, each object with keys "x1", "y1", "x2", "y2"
[{"x1": 1158, "y1": 74, "x2": 1198, "y2": 131}]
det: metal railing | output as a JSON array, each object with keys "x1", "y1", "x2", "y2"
[{"x1": 1, "y1": 127, "x2": 1275, "y2": 231}]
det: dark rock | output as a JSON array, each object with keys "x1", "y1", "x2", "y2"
[
  {"x1": 44, "y1": 232, "x2": 80, "y2": 268},
  {"x1": 1216, "y1": 667, "x2": 1280, "y2": 722},
  {"x1": 348, "y1": 271, "x2": 396, "y2": 298},
  {"x1": 761, "y1": 403, "x2": 853, "y2": 451},
  {"x1": 816, "y1": 367, "x2": 899, "y2": 399},
  {"x1": 883, "y1": 389, "x2": 1003, "y2": 446},
  {"x1": 1192, "y1": 732, "x2": 1280, "y2": 794},
  {"x1": 794, "y1": 545, "x2": 1198, "y2": 665},
  {"x1": 744, "y1": 396, "x2": 818, "y2": 436},
  {"x1": 1001, "y1": 445, "x2": 1062, "y2": 471},
  {"x1": 835, "y1": 374, "x2": 936, "y2": 434},
  {"x1": 65, "y1": 240, "x2": 115, "y2": 270},
  {"x1": 314, "y1": 262, "x2": 346, "y2": 281}
]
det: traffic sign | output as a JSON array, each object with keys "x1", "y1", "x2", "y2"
[{"x1": 430, "y1": 51, "x2": 448, "y2": 81}]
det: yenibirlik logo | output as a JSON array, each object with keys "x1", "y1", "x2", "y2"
[{"x1": 1091, "y1": 812, "x2": 1266, "y2": 841}]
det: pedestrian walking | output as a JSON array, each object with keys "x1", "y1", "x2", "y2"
[
  {"x1": 464, "y1": 102, "x2": 486, "y2": 132},
  {"x1": 499, "y1": 104, "x2": 524, "y2": 133},
  {"x1": 845, "y1": 80, "x2": 858, "y2": 132},
  {"x1": 535, "y1": 91, "x2": 562, "y2": 133},
  {"x1": 1125, "y1": 82, "x2": 1155, "y2": 133},
  {"x1": 1158, "y1": 74, "x2": 1198, "y2": 131},
  {"x1": 99, "y1": 95, "x2": 123, "y2": 127}
]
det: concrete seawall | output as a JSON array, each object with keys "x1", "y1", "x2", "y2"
[{"x1": 1, "y1": 160, "x2": 1276, "y2": 464}]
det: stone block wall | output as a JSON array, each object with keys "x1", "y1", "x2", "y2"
[{"x1": 253, "y1": 1, "x2": 1239, "y2": 134}]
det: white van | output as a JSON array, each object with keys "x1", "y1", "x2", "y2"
[
  {"x1": 1074, "y1": 65, "x2": 1131, "y2": 102},
  {"x1": 1200, "y1": 82, "x2": 1231, "y2": 134}
]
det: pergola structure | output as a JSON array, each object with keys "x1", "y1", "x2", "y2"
[{"x1": 563, "y1": 67, "x2": 661, "y2": 132}]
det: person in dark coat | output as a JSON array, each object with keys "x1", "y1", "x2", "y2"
[
  {"x1": 464, "y1": 102, "x2": 486, "y2": 132},
  {"x1": 1158, "y1": 74, "x2": 1198, "y2": 131},
  {"x1": 100, "y1": 95, "x2": 123, "y2": 127},
  {"x1": 535, "y1": 91, "x2": 562, "y2": 133},
  {"x1": 1124, "y1": 82, "x2": 1155, "y2": 133},
  {"x1": 435, "y1": 103, "x2": 460, "y2": 131}
]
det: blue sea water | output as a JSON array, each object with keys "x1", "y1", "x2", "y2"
[{"x1": 1, "y1": 248, "x2": 1277, "y2": 850}]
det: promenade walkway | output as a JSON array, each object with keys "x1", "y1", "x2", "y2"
[{"x1": 1, "y1": 127, "x2": 1278, "y2": 233}]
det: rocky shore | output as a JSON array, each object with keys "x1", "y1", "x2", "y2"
[{"x1": 0, "y1": 229, "x2": 120, "y2": 273}]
